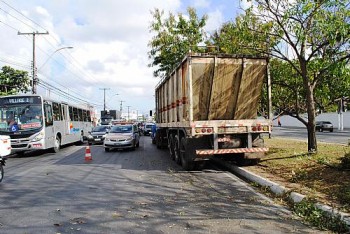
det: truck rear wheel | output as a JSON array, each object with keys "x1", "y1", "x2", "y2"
[
  {"x1": 156, "y1": 129, "x2": 165, "y2": 149},
  {"x1": 180, "y1": 138, "x2": 195, "y2": 171},
  {"x1": 168, "y1": 135, "x2": 175, "y2": 160},
  {"x1": 173, "y1": 136, "x2": 181, "y2": 165}
]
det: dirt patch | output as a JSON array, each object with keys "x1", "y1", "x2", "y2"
[{"x1": 243, "y1": 137, "x2": 350, "y2": 213}]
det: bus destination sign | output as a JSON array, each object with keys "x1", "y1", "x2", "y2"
[{"x1": 0, "y1": 96, "x2": 42, "y2": 105}]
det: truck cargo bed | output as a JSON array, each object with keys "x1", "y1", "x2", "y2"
[{"x1": 156, "y1": 53, "x2": 267, "y2": 123}]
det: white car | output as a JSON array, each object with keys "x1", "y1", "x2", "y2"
[
  {"x1": 0, "y1": 135, "x2": 11, "y2": 157},
  {"x1": 103, "y1": 124, "x2": 140, "y2": 151}
]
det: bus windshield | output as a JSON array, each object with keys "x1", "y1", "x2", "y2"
[{"x1": 0, "y1": 104, "x2": 43, "y2": 132}]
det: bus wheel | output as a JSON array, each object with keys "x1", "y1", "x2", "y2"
[
  {"x1": 80, "y1": 134, "x2": 84, "y2": 144},
  {"x1": 52, "y1": 136, "x2": 61, "y2": 153},
  {"x1": 77, "y1": 132, "x2": 84, "y2": 145},
  {"x1": 180, "y1": 138, "x2": 195, "y2": 171}
]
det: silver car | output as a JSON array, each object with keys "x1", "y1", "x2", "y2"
[
  {"x1": 87, "y1": 125, "x2": 111, "y2": 145},
  {"x1": 104, "y1": 124, "x2": 140, "y2": 152},
  {"x1": 316, "y1": 121, "x2": 333, "y2": 132}
]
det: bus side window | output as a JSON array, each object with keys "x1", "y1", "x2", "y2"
[
  {"x1": 73, "y1": 107, "x2": 79, "y2": 121},
  {"x1": 44, "y1": 103, "x2": 53, "y2": 126},
  {"x1": 69, "y1": 106, "x2": 73, "y2": 121},
  {"x1": 87, "y1": 110, "x2": 91, "y2": 122},
  {"x1": 78, "y1": 109, "x2": 83, "y2": 121},
  {"x1": 52, "y1": 102, "x2": 61, "y2": 121},
  {"x1": 82, "y1": 110, "x2": 87, "y2": 122},
  {"x1": 61, "y1": 105, "x2": 66, "y2": 120}
]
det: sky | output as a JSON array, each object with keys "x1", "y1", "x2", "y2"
[{"x1": 0, "y1": 0, "x2": 249, "y2": 117}]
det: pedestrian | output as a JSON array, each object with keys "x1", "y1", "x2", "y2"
[{"x1": 278, "y1": 117, "x2": 281, "y2": 127}]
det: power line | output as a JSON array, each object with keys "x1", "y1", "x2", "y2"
[
  {"x1": 0, "y1": 6, "x2": 37, "y2": 31},
  {"x1": 0, "y1": 58, "x2": 31, "y2": 69},
  {"x1": 37, "y1": 72, "x2": 103, "y2": 107},
  {"x1": 0, "y1": 0, "x2": 48, "y2": 32},
  {"x1": 0, "y1": 19, "x2": 19, "y2": 31},
  {"x1": 38, "y1": 80, "x2": 101, "y2": 108}
]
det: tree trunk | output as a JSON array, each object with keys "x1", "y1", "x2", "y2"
[
  {"x1": 300, "y1": 56, "x2": 317, "y2": 153},
  {"x1": 305, "y1": 83, "x2": 317, "y2": 153}
]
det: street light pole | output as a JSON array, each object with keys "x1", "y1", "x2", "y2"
[{"x1": 38, "y1": 46, "x2": 74, "y2": 71}]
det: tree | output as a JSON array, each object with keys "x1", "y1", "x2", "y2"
[
  {"x1": 148, "y1": 7, "x2": 208, "y2": 78},
  {"x1": 0, "y1": 66, "x2": 30, "y2": 96},
  {"x1": 211, "y1": 0, "x2": 350, "y2": 153}
]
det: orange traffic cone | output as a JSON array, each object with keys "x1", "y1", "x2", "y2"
[{"x1": 85, "y1": 145, "x2": 92, "y2": 161}]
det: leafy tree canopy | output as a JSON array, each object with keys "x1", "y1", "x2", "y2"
[
  {"x1": 0, "y1": 66, "x2": 30, "y2": 96},
  {"x1": 210, "y1": 0, "x2": 350, "y2": 152},
  {"x1": 148, "y1": 7, "x2": 208, "y2": 78}
]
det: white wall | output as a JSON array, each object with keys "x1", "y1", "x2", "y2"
[{"x1": 272, "y1": 112, "x2": 350, "y2": 129}]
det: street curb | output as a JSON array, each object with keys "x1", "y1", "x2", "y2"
[{"x1": 212, "y1": 158, "x2": 350, "y2": 226}]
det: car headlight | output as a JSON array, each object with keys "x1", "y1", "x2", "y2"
[
  {"x1": 32, "y1": 132, "x2": 44, "y2": 141},
  {"x1": 102, "y1": 134, "x2": 107, "y2": 138},
  {"x1": 126, "y1": 135, "x2": 133, "y2": 141},
  {"x1": 87, "y1": 135, "x2": 93, "y2": 139}
]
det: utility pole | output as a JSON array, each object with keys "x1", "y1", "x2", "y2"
[
  {"x1": 127, "y1": 106, "x2": 131, "y2": 121},
  {"x1": 18, "y1": 31, "x2": 49, "y2": 94},
  {"x1": 120, "y1": 100, "x2": 125, "y2": 112},
  {"x1": 99, "y1": 88, "x2": 110, "y2": 111}
]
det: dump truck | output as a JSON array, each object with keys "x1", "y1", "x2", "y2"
[
  {"x1": 100, "y1": 110, "x2": 118, "y2": 125},
  {"x1": 154, "y1": 52, "x2": 271, "y2": 170}
]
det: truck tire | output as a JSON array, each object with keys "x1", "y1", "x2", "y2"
[
  {"x1": 173, "y1": 136, "x2": 181, "y2": 165},
  {"x1": 180, "y1": 137, "x2": 195, "y2": 171},
  {"x1": 168, "y1": 135, "x2": 175, "y2": 160},
  {"x1": 156, "y1": 130, "x2": 164, "y2": 149},
  {"x1": 236, "y1": 154, "x2": 260, "y2": 166}
]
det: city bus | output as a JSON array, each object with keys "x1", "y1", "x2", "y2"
[{"x1": 0, "y1": 94, "x2": 93, "y2": 155}]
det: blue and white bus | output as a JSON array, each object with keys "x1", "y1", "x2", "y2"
[{"x1": 0, "y1": 94, "x2": 93, "y2": 155}]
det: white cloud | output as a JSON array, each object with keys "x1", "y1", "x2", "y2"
[
  {"x1": 205, "y1": 9, "x2": 224, "y2": 32},
  {"x1": 239, "y1": 0, "x2": 252, "y2": 10},
  {"x1": 192, "y1": 0, "x2": 210, "y2": 8},
  {"x1": 0, "y1": 0, "x2": 240, "y2": 114}
]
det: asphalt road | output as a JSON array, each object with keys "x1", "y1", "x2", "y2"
[
  {"x1": 0, "y1": 136, "x2": 323, "y2": 233},
  {"x1": 271, "y1": 126, "x2": 350, "y2": 145}
]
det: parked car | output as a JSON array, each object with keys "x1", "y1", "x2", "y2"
[
  {"x1": 143, "y1": 123, "x2": 155, "y2": 136},
  {"x1": 87, "y1": 125, "x2": 111, "y2": 145},
  {"x1": 104, "y1": 124, "x2": 140, "y2": 151},
  {"x1": 316, "y1": 121, "x2": 333, "y2": 132}
]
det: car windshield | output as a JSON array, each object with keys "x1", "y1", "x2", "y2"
[
  {"x1": 92, "y1": 126, "x2": 109, "y2": 132},
  {"x1": 323, "y1": 121, "x2": 332, "y2": 124},
  {"x1": 146, "y1": 124, "x2": 154, "y2": 128},
  {"x1": 110, "y1": 125, "x2": 132, "y2": 133}
]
